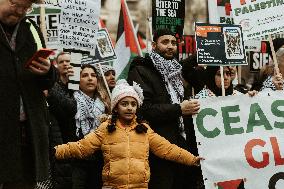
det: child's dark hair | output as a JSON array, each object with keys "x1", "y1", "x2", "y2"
[{"x1": 107, "y1": 111, "x2": 148, "y2": 134}]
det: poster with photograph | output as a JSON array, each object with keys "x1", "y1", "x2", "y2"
[
  {"x1": 195, "y1": 23, "x2": 246, "y2": 66},
  {"x1": 97, "y1": 30, "x2": 115, "y2": 58},
  {"x1": 223, "y1": 27, "x2": 244, "y2": 60},
  {"x1": 81, "y1": 29, "x2": 116, "y2": 64}
]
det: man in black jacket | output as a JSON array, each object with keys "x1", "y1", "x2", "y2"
[
  {"x1": 0, "y1": 0, "x2": 56, "y2": 188},
  {"x1": 127, "y1": 29, "x2": 200, "y2": 189}
]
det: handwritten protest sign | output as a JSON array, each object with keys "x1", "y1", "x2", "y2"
[
  {"x1": 152, "y1": 0, "x2": 185, "y2": 38},
  {"x1": 196, "y1": 23, "x2": 246, "y2": 66},
  {"x1": 193, "y1": 91, "x2": 284, "y2": 189},
  {"x1": 58, "y1": 0, "x2": 100, "y2": 55},
  {"x1": 231, "y1": 0, "x2": 284, "y2": 41}
]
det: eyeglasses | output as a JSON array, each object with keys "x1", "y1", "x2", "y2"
[{"x1": 8, "y1": 0, "x2": 33, "y2": 14}]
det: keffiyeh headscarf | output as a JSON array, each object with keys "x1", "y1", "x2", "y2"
[
  {"x1": 74, "y1": 90, "x2": 105, "y2": 137},
  {"x1": 149, "y1": 50, "x2": 186, "y2": 138}
]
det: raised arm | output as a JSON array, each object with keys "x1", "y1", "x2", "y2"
[
  {"x1": 55, "y1": 124, "x2": 106, "y2": 159},
  {"x1": 148, "y1": 126, "x2": 201, "y2": 166}
]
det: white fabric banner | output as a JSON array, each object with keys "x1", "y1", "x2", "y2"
[{"x1": 193, "y1": 91, "x2": 284, "y2": 189}]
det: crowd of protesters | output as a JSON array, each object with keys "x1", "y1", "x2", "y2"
[{"x1": 1, "y1": 0, "x2": 284, "y2": 189}]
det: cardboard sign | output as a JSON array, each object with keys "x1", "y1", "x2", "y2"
[
  {"x1": 152, "y1": 0, "x2": 185, "y2": 38},
  {"x1": 193, "y1": 91, "x2": 284, "y2": 189},
  {"x1": 196, "y1": 23, "x2": 246, "y2": 66},
  {"x1": 231, "y1": 0, "x2": 284, "y2": 40}
]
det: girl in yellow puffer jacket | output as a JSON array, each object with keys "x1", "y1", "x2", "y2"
[{"x1": 55, "y1": 79, "x2": 203, "y2": 189}]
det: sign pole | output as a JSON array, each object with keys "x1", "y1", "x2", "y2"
[
  {"x1": 39, "y1": 0, "x2": 47, "y2": 44},
  {"x1": 220, "y1": 66, "x2": 225, "y2": 96},
  {"x1": 268, "y1": 34, "x2": 279, "y2": 75}
]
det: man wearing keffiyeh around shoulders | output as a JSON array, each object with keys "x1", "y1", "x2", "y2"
[{"x1": 127, "y1": 28, "x2": 200, "y2": 189}]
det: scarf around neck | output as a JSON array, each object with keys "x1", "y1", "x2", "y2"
[
  {"x1": 149, "y1": 51, "x2": 186, "y2": 138},
  {"x1": 149, "y1": 51, "x2": 184, "y2": 103},
  {"x1": 74, "y1": 90, "x2": 105, "y2": 137}
]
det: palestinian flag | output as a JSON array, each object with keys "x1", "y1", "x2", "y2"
[{"x1": 113, "y1": 0, "x2": 142, "y2": 79}]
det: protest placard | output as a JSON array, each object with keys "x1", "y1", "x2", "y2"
[
  {"x1": 193, "y1": 91, "x2": 284, "y2": 189},
  {"x1": 196, "y1": 23, "x2": 246, "y2": 66},
  {"x1": 58, "y1": 0, "x2": 100, "y2": 55},
  {"x1": 208, "y1": 0, "x2": 234, "y2": 25},
  {"x1": 178, "y1": 35, "x2": 195, "y2": 61},
  {"x1": 80, "y1": 29, "x2": 116, "y2": 64},
  {"x1": 208, "y1": 0, "x2": 263, "y2": 51},
  {"x1": 152, "y1": 0, "x2": 185, "y2": 38},
  {"x1": 231, "y1": 0, "x2": 284, "y2": 41},
  {"x1": 248, "y1": 51, "x2": 272, "y2": 72},
  {"x1": 28, "y1": 8, "x2": 61, "y2": 49}
]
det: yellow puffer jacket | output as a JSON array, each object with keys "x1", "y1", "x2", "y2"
[{"x1": 55, "y1": 118, "x2": 198, "y2": 189}]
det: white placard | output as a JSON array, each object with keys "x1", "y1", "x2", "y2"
[
  {"x1": 58, "y1": 0, "x2": 100, "y2": 55},
  {"x1": 231, "y1": 0, "x2": 284, "y2": 41},
  {"x1": 68, "y1": 52, "x2": 82, "y2": 90}
]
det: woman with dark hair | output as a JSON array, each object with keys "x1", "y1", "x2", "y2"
[
  {"x1": 181, "y1": 54, "x2": 206, "y2": 96},
  {"x1": 72, "y1": 64, "x2": 110, "y2": 189},
  {"x1": 195, "y1": 66, "x2": 236, "y2": 98}
]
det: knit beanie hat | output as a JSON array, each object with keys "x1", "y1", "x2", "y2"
[{"x1": 111, "y1": 79, "x2": 144, "y2": 110}]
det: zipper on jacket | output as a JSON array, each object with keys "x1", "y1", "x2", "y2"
[{"x1": 127, "y1": 130, "x2": 130, "y2": 188}]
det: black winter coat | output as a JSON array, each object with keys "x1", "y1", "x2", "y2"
[
  {"x1": 0, "y1": 18, "x2": 56, "y2": 182},
  {"x1": 47, "y1": 81, "x2": 77, "y2": 143},
  {"x1": 127, "y1": 54, "x2": 188, "y2": 189},
  {"x1": 127, "y1": 55, "x2": 183, "y2": 144},
  {"x1": 47, "y1": 81, "x2": 77, "y2": 189}
]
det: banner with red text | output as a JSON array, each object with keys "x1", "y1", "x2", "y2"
[{"x1": 193, "y1": 91, "x2": 284, "y2": 189}]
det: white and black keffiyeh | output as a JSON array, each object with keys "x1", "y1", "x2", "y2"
[
  {"x1": 74, "y1": 90, "x2": 105, "y2": 137},
  {"x1": 149, "y1": 51, "x2": 186, "y2": 138},
  {"x1": 260, "y1": 76, "x2": 277, "y2": 91}
]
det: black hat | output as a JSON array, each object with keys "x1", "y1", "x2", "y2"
[{"x1": 153, "y1": 28, "x2": 175, "y2": 42}]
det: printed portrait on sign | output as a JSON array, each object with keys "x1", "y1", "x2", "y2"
[
  {"x1": 223, "y1": 27, "x2": 244, "y2": 59},
  {"x1": 97, "y1": 31, "x2": 114, "y2": 58}
]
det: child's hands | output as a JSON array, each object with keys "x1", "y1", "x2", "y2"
[
  {"x1": 99, "y1": 114, "x2": 110, "y2": 123},
  {"x1": 247, "y1": 90, "x2": 258, "y2": 97},
  {"x1": 193, "y1": 156, "x2": 204, "y2": 166}
]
